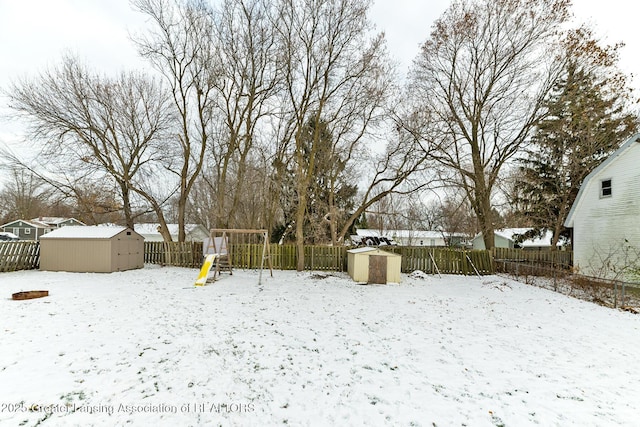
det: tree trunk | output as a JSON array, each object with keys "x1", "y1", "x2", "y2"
[{"x1": 120, "y1": 183, "x2": 134, "y2": 229}]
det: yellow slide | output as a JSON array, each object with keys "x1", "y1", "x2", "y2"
[{"x1": 195, "y1": 254, "x2": 217, "y2": 286}]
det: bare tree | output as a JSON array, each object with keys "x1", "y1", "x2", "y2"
[
  {"x1": 207, "y1": 0, "x2": 280, "y2": 228},
  {"x1": 5, "y1": 56, "x2": 173, "y2": 230},
  {"x1": 133, "y1": 0, "x2": 217, "y2": 241},
  {"x1": 0, "y1": 167, "x2": 49, "y2": 223},
  {"x1": 335, "y1": 129, "x2": 434, "y2": 244},
  {"x1": 273, "y1": 0, "x2": 395, "y2": 269},
  {"x1": 408, "y1": 0, "x2": 570, "y2": 249}
]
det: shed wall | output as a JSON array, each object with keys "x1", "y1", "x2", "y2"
[
  {"x1": 40, "y1": 239, "x2": 112, "y2": 272},
  {"x1": 347, "y1": 249, "x2": 401, "y2": 283}
]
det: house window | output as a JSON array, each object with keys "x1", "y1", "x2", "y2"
[
  {"x1": 25, "y1": 228, "x2": 31, "y2": 235},
  {"x1": 601, "y1": 179, "x2": 612, "y2": 198},
  {"x1": 13, "y1": 228, "x2": 20, "y2": 235}
]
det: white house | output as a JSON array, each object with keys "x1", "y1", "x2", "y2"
[
  {"x1": 387, "y1": 229, "x2": 467, "y2": 247},
  {"x1": 134, "y1": 223, "x2": 209, "y2": 242},
  {"x1": 564, "y1": 133, "x2": 640, "y2": 280},
  {"x1": 472, "y1": 228, "x2": 559, "y2": 250}
]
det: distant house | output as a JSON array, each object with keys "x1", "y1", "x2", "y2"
[
  {"x1": 1, "y1": 217, "x2": 85, "y2": 241},
  {"x1": 0, "y1": 219, "x2": 54, "y2": 241},
  {"x1": 134, "y1": 223, "x2": 210, "y2": 242},
  {"x1": 387, "y1": 229, "x2": 466, "y2": 247},
  {"x1": 472, "y1": 228, "x2": 559, "y2": 250},
  {"x1": 351, "y1": 229, "x2": 465, "y2": 247},
  {"x1": 33, "y1": 217, "x2": 86, "y2": 228},
  {"x1": 564, "y1": 133, "x2": 640, "y2": 280},
  {"x1": 350, "y1": 229, "x2": 397, "y2": 246}
]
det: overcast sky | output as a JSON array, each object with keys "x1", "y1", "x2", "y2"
[{"x1": 1, "y1": 0, "x2": 638, "y2": 147}]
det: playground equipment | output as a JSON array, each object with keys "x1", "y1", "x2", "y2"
[
  {"x1": 194, "y1": 254, "x2": 217, "y2": 286},
  {"x1": 196, "y1": 228, "x2": 273, "y2": 286}
]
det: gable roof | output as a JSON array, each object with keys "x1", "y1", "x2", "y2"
[
  {"x1": 32, "y1": 217, "x2": 86, "y2": 226},
  {"x1": 134, "y1": 223, "x2": 207, "y2": 236},
  {"x1": 40, "y1": 226, "x2": 132, "y2": 239},
  {"x1": 474, "y1": 228, "x2": 558, "y2": 248},
  {"x1": 564, "y1": 133, "x2": 640, "y2": 228},
  {"x1": 1, "y1": 219, "x2": 52, "y2": 229}
]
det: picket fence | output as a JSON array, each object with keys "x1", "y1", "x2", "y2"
[{"x1": 0, "y1": 241, "x2": 40, "y2": 272}]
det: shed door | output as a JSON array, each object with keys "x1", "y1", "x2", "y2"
[{"x1": 368, "y1": 255, "x2": 387, "y2": 284}]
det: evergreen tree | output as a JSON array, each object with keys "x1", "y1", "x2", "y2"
[{"x1": 515, "y1": 28, "x2": 638, "y2": 247}]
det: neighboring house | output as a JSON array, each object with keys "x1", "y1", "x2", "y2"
[
  {"x1": 564, "y1": 133, "x2": 640, "y2": 280},
  {"x1": 350, "y1": 229, "x2": 397, "y2": 246},
  {"x1": 387, "y1": 229, "x2": 466, "y2": 247},
  {"x1": 33, "y1": 217, "x2": 86, "y2": 228},
  {"x1": 472, "y1": 228, "x2": 560, "y2": 250},
  {"x1": 0, "y1": 219, "x2": 54, "y2": 241},
  {"x1": 350, "y1": 229, "x2": 465, "y2": 247},
  {"x1": 134, "y1": 223, "x2": 210, "y2": 242}
]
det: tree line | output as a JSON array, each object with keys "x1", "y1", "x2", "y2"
[{"x1": 1, "y1": 0, "x2": 638, "y2": 269}]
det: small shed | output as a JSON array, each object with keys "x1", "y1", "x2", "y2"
[
  {"x1": 40, "y1": 226, "x2": 144, "y2": 273},
  {"x1": 347, "y1": 247, "x2": 402, "y2": 284}
]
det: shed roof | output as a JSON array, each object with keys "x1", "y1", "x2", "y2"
[
  {"x1": 348, "y1": 247, "x2": 378, "y2": 254},
  {"x1": 347, "y1": 247, "x2": 400, "y2": 257},
  {"x1": 40, "y1": 226, "x2": 131, "y2": 239}
]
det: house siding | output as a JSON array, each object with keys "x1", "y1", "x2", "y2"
[
  {"x1": 571, "y1": 141, "x2": 640, "y2": 279},
  {"x1": 0, "y1": 221, "x2": 52, "y2": 241}
]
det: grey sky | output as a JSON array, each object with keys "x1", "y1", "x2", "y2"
[{"x1": 0, "y1": 0, "x2": 638, "y2": 148}]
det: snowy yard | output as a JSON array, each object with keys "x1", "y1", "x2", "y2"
[{"x1": 1, "y1": 266, "x2": 640, "y2": 426}]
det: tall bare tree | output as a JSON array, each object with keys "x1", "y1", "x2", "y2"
[
  {"x1": 409, "y1": 0, "x2": 570, "y2": 249},
  {"x1": 273, "y1": 0, "x2": 394, "y2": 269},
  {"x1": 5, "y1": 56, "x2": 172, "y2": 230},
  {"x1": 206, "y1": 0, "x2": 279, "y2": 228},
  {"x1": 133, "y1": 0, "x2": 217, "y2": 241}
]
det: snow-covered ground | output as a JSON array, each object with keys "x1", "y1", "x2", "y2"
[{"x1": 1, "y1": 266, "x2": 639, "y2": 426}]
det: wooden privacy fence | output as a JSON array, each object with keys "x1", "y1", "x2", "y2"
[
  {"x1": 226, "y1": 244, "x2": 494, "y2": 275},
  {"x1": 144, "y1": 241, "x2": 203, "y2": 268},
  {"x1": 384, "y1": 247, "x2": 494, "y2": 275},
  {"x1": 0, "y1": 241, "x2": 40, "y2": 272},
  {"x1": 492, "y1": 247, "x2": 573, "y2": 268},
  {"x1": 1, "y1": 241, "x2": 498, "y2": 275}
]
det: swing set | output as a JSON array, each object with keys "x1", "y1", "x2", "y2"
[{"x1": 196, "y1": 228, "x2": 273, "y2": 286}]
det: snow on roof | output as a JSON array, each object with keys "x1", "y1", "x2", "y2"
[
  {"x1": 492, "y1": 228, "x2": 557, "y2": 247},
  {"x1": 40, "y1": 226, "x2": 130, "y2": 239},
  {"x1": 347, "y1": 247, "x2": 400, "y2": 256},
  {"x1": 355, "y1": 229, "x2": 381, "y2": 237},
  {"x1": 1, "y1": 219, "x2": 52, "y2": 229},
  {"x1": 347, "y1": 247, "x2": 378, "y2": 254},
  {"x1": 388, "y1": 230, "x2": 445, "y2": 239},
  {"x1": 31, "y1": 217, "x2": 85, "y2": 225},
  {"x1": 134, "y1": 223, "x2": 204, "y2": 235}
]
